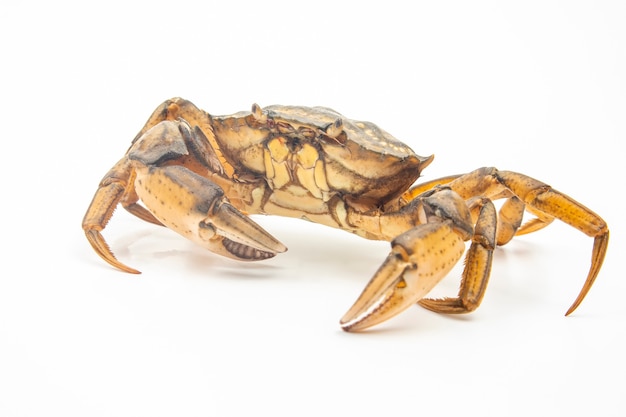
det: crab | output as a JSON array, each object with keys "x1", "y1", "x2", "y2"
[{"x1": 83, "y1": 98, "x2": 609, "y2": 332}]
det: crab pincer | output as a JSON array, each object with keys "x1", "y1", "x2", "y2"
[
  {"x1": 126, "y1": 119, "x2": 287, "y2": 264},
  {"x1": 340, "y1": 189, "x2": 493, "y2": 332},
  {"x1": 83, "y1": 115, "x2": 286, "y2": 274},
  {"x1": 132, "y1": 163, "x2": 287, "y2": 262}
]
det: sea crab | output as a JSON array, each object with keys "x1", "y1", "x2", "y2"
[{"x1": 83, "y1": 98, "x2": 609, "y2": 332}]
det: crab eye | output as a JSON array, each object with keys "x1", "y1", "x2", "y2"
[
  {"x1": 251, "y1": 103, "x2": 267, "y2": 123},
  {"x1": 321, "y1": 118, "x2": 346, "y2": 144},
  {"x1": 325, "y1": 118, "x2": 343, "y2": 138}
]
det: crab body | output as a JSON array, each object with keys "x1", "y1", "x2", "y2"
[
  {"x1": 83, "y1": 98, "x2": 609, "y2": 331},
  {"x1": 209, "y1": 105, "x2": 431, "y2": 234}
]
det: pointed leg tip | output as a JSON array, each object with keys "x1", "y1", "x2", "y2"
[
  {"x1": 85, "y1": 229, "x2": 142, "y2": 274},
  {"x1": 564, "y1": 304, "x2": 578, "y2": 317},
  {"x1": 105, "y1": 257, "x2": 142, "y2": 275}
]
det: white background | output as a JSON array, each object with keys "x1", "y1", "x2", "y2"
[{"x1": 1, "y1": 1, "x2": 624, "y2": 416}]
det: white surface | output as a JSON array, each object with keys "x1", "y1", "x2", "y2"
[{"x1": 1, "y1": 1, "x2": 624, "y2": 416}]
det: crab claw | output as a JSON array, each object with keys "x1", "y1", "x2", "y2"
[
  {"x1": 198, "y1": 197, "x2": 288, "y2": 261},
  {"x1": 133, "y1": 164, "x2": 287, "y2": 262},
  {"x1": 340, "y1": 222, "x2": 466, "y2": 332}
]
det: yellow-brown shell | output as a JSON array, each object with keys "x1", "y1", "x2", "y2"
[{"x1": 212, "y1": 105, "x2": 433, "y2": 205}]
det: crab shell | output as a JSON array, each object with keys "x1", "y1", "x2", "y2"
[{"x1": 211, "y1": 105, "x2": 434, "y2": 209}]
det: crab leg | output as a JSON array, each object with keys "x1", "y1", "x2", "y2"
[
  {"x1": 447, "y1": 167, "x2": 609, "y2": 315},
  {"x1": 401, "y1": 174, "x2": 462, "y2": 201},
  {"x1": 83, "y1": 158, "x2": 144, "y2": 274},
  {"x1": 418, "y1": 198, "x2": 497, "y2": 313},
  {"x1": 129, "y1": 97, "x2": 235, "y2": 177}
]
